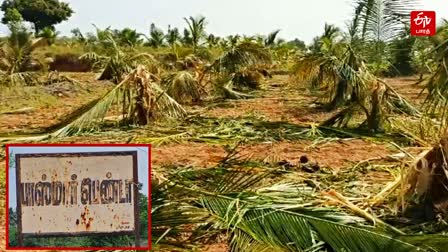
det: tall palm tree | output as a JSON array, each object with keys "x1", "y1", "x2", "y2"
[
  {"x1": 165, "y1": 25, "x2": 180, "y2": 49},
  {"x1": 116, "y1": 28, "x2": 142, "y2": 47},
  {"x1": 144, "y1": 23, "x2": 165, "y2": 48},
  {"x1": 206, "y1": 33, "x2": 220, "y2": 48},
  {"x1": 264, "y1": 29, "x2": 281, "y2": 47},
  {"x1": 183, "y1": 16, "x2": 207, "y2": 52}
]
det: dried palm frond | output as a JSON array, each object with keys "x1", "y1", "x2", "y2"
[
  {"x1": 160, "y1": 71, "x2": 202, "y2": 103},
  {"x1": 231, "y1": 68, "x2": 264, "y2": 90},
  {"x1": 161, "y1": 167, "x2": 445, "y2": 252},
  {"x1": 423, "y1": 25, "x2": 448, "y2": 128},
  {"x1": 81, "y1": 35, "x2": 162, "y2": 84},
  {"x1": 50, "y1": 65, "x2": 186, "y2": 137}
]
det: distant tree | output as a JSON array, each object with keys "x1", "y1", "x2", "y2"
[
  {"x1": 287, "y1": 38, "x2": 306, "y2": 50},
  {"x1": 116, "y1": 28, "x2": 142, "y2": 47},
  {"x1": 206, "y1": 33, "x2": 220, "y2": 48},
  {"x1": 1, "y1": 0, "x2": 73, "y2": 34},
  {"x1": 182, "y1": 28, "x2": 193, "y2": 46},
  {"x1": 144, "y1": 23, "x2": 165, "y2": 48},
  {"x1": 70, "y1": 28, "x2": 86, "y2": 43},
  {"x1": 264, "y1": 29, "x2": 281, "y2": 47},
  {"x1": 165, "y1": 25, "x2": 180, "y2": 48},
  {"x1": 183, "y1": 16, "x2": 207, "y2": 52}
]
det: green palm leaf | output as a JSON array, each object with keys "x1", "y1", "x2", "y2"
[
  {"x1": 50, "y1": 66, "x2": 186, "y2": 137},
  {"x1": 213, "y1": 42, "x2": 272, "y2": 74}
]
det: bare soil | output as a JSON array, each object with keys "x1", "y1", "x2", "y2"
[{"x1": 0, "y1": 73, "x2": 426, "y2": 252}]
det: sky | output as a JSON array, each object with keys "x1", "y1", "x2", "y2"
[
  {"x1": 7, "y1": 146, "x2": 150, "y2": 209},
  {"x1": 0, "y1": 0, "x2": 447, "y2": 43}
]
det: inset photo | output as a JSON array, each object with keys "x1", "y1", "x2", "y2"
[{"x1": 5, "y1": 144, "x2": 151, "y2": 250}]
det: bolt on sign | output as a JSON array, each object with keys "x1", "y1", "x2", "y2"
[{"x1": 15, "y1": 151, "x2": 140, "y2": 245}]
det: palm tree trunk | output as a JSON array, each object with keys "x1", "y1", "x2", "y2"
[
  {"x1": 327, "y1": 79, "x2": 348, "y2": 110},
  {"x1": 366, "y1": 83, "x2": 386, "y2": 133}
]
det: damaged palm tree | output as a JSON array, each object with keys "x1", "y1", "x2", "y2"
[
  {"x1": 81, "y1": 34, "x2": 161, "y2": 84},
  {"x1": 210, "y1": 41, "x2": 272, "y2": 99},
  {"x1": 49, "y1": 65, "x2": 186, "y2": 137},
  {"x1": 403, "y1": 24, "x2": 448, "y2": 220},
  {"x1": 160, "y1": 70, "x2": 203, "y2": 104},
  {"x1": 293, "y1": 0, "x2": 420, "y2": 132},
  {"x1": 151, "y1": 164, "x2": 448, "y2": 252},
  {"x1": 404, "y1": 136, "x2": 448, "y2": 221}
]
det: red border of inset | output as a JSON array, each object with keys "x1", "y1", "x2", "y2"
[{"x1": 4, "y1": 143, "x2": 152, "y2": 251}]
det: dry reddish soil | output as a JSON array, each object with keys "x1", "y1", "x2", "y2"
[{"x1": 0, "y1": 73, "x2": 426, "y2": 252}]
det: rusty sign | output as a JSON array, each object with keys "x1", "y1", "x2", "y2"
[{"x1": 15, "y1": 151, "x2": 140, "y2": 242}]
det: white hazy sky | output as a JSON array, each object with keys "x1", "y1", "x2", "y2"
[{"x1": 0, "y1": 0, "x2": 447, "y2": 43}]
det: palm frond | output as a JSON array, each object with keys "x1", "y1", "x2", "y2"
[
  {"x1": 160, "y1": 71, "x2": 202, "y2": 103},
  {"x1": 52, "y1": 65, "x2": 186, "y2": 137},
  {"x1": 265, "y1": 29, "x2": 281, "y2": 47},
  {"x1": 213, "y1": 42, "x2": 272, "y2": 74}
]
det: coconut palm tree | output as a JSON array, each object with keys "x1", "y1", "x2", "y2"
[
  {"x1": 264, "y1": 29, "x2": 281, "y2": 47},
  {"x1": 422, "y1": 22, "x2": 448, "y2": 126},
  {"x1": 210, "y1": 41, "x2": 272, "y2": 99},
  {"x1": 165, "y1": 25, "x2": 180, "y2": 49},
  {"x1": 292, "y1": 0, "x2": 420, "y2": 132},
  {"x1": 47, "y1": 65, "x2": 186, "y2": 137},
  {"x1": 206, "y1": 33, "x2": 220, "y2": 48},
  {"x1": 81, "y1": 35, "x2": 160, "y2": 83},
  {"x1": 183, "y1": 16, "x2": 207, "y2": 52},
  {"x1": 0, "y1": 21, "x2": 46, "y2": 86},
  {"x1": 144, "y1": 23, "x2": 165, "y2": 48}
]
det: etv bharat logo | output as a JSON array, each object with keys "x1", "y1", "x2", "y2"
[{"x1": 411, "y1": 11, "x2": 436, "y2": 36}]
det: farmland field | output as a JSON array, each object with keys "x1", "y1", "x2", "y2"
[
  {"x1": 1, "y1": 0, "x2": 448, "y2": 251},
  {"x1": 0, "y1": 72, "x2": 440, "y2": 251}
]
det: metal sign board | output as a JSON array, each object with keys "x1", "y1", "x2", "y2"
[{"x1": 15, "y1": 151, "x2": 140, "y2": 242}]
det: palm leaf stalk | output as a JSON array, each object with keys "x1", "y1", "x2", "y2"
[
  {"x1": 423, "y1": 24, "x2": 448, "y2": 129},
  {"x1": 154, "y1": 167, "x2": 446, "y2": 252},
  {"x1": 160, "y1": 71, "x2": 203, "y2": 104},
  {"x1": 209, "y1": 41, "x2": 272, "y2": 99},
  {"x1": 81, "y1": 34, "x2": 161, "y2": 84},
  {"x1": 52, "y1": 65, "x2": 185, "y2": 136}
]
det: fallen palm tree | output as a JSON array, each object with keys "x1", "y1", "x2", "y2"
[
  {"x1": 403, "y1": 136, "x2": 448, "y2": 220},
  {"x1": 0, "y1": 65, "x2": 186, "y2": 141},
  {"x1": 210, "y1": 41, "x2": 272, "y2": 99},
  {"x1": 151, "y1": 163, "x2": 448, "y2": 252}
]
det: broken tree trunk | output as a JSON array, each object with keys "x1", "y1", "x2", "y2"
[{"x1": 405, "y1": 136, "x2": 448, "y2": 220}]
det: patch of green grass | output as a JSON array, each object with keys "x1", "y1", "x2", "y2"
[{"x1": 0, "y1": 86, "x2": 58, "y2": 112}]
